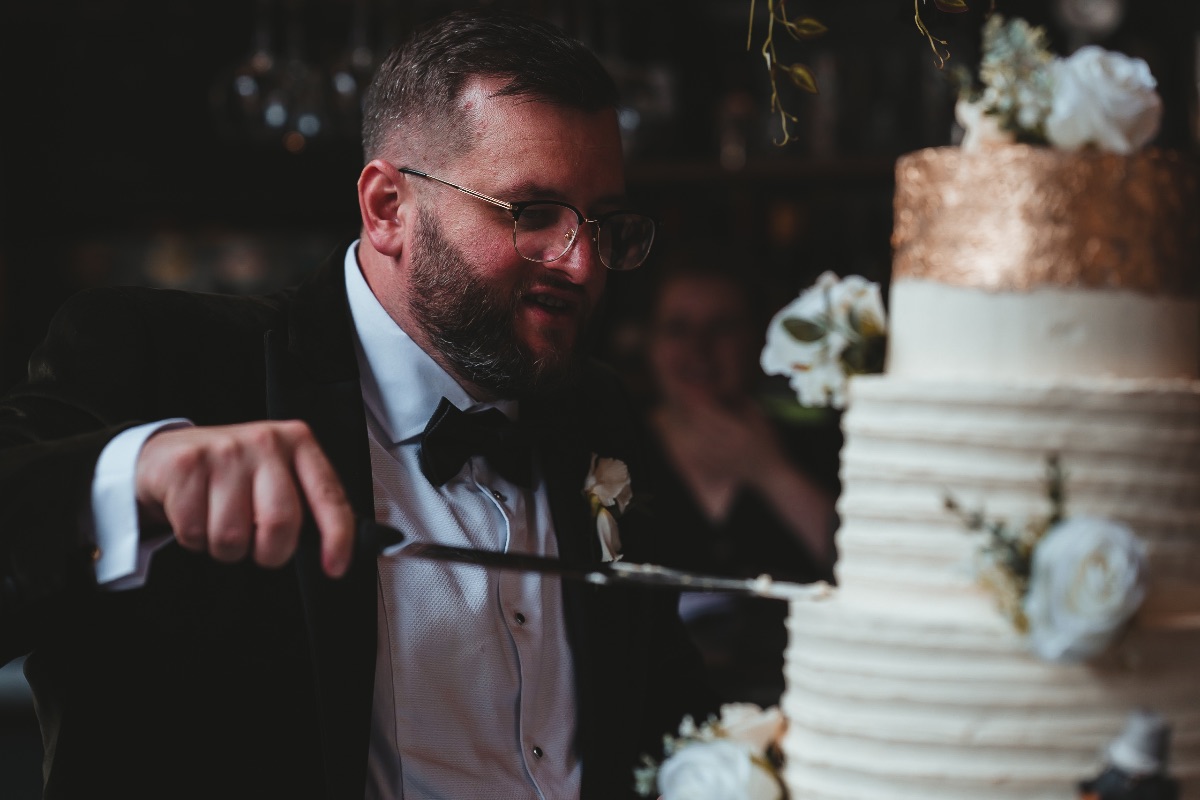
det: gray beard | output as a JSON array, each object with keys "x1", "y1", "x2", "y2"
[{"x1": 407, "y1": 207, "x2": 590, "y2": 399}]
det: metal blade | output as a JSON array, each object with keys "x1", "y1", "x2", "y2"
[{"x1": 358, "y1": 519, "x2": 831, "y2": 602}]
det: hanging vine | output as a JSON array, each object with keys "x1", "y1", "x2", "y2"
[{"x1": 748, "y1": 0, "x2": 989, "y2": 145}]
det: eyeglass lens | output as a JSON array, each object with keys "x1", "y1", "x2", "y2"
[{"x1": 513, "y1": 203, "x2": 654, "y2": 271}]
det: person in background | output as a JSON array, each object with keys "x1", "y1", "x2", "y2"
[
  {"x1": 640, "y1": 249, "x2": 840, "y2": 706},
  {"x1": 0, "y1": 10, "x2": 712, "y2": 799}
]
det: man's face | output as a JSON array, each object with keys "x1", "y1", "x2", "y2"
[
  {"x1": 401, "y1": 79, "x2": 626, "y2": 399},
  {"x1": 407, "y1": 206, "x2": 587, "y2": 398}
]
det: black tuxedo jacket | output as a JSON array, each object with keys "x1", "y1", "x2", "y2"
[{"x1": 0, "y1": 248, "x2": 713, "y2": 799}]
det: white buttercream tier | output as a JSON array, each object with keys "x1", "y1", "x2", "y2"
[
  {"x1": 782, "y1": 375, "x2": 1200, "y2": 800},
  {"x1": 886, "y1": 279, "x2": 1200, "y2": 382}
]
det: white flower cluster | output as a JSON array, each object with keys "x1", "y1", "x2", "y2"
[
  {"x1": 957, "y1": 15, "x2": 1162, "y2": 154},
  {"x1": 950, "y1": 454, "x2": 1149, "y2": 664},
  {"x1": 760, "y1": 271, "x2": 887, "y2": 409},
  {"x1": 635, "y1": 704, "x2": 786, "y2": 800}
]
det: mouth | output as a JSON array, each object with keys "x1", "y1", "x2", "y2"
[
  {"x1": 523, "y1": 286, "x2": 585, "y2": 321},
  {"x1": 528, "y1": 293, "x2": 573, "y2": 312}
]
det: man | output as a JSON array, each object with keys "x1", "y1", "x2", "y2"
[{"x1": 0, "y1": 10, "x2": 712, "y2": 799}]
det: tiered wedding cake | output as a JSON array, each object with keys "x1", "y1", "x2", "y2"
[{"x1": 778, "y1": 141, "x2": 1200, "y2": 798}]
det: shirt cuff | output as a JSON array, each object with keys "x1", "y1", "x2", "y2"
[{"x1": 92, "y1": 419, "x2": 192, "y2": 587}]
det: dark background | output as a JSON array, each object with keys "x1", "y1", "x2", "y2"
[{"x1": 1, "y1": 1, "x2": 1197, "y2": 794}]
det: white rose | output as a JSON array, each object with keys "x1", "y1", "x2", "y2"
[
  {"x1": 955, "y1": 96, "x2": 1015, "y2": 151},
  {"x1": 584, "y1": 455, "x2": 633, "y2": 513},
  {"x1": 658, "y1": 740, "x2": 782, "y2": 800},
  {"x1": 718, "y1": 704, "x2": 785, "y2": 753},
  {"x1": 1023, "y1": 516, "x2": 1147, "y2": 663},
  {"x1": 826, "y1": 274, "x2": 886, "y2": 341},
  {"x1": 760, "y1": 271, "x2": 852, "y2": 408},
  {"x1": 1044, "y1": 46, "x2": 1162, "y2": 154},
  {"x1": 784, "y1": 357, "x2": 846, "y2": 409}
]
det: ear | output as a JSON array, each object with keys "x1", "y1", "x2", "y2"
[{"x1": 357, "y1": 159, "x2": 411, "y2": 257}]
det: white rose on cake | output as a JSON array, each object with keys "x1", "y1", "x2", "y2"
[
  {"x1": 636, "y1": 703, "x2": 786, "y2": 800},
  {"x1": 657, "y1": 739, "x2": 782, "y2": 800},
  {"x1": 1023, "y1": 516, "x2": 1147, "y2": 663},
  {"x1": 1044, "y1": 46, "x2": 1163, "y2": 154},
  {"x1": 760, "y1": 271, "x2": 887, "y2": 410},
  {"x1": 718, "y1": 703, "x2": 785, "y2": 752}
]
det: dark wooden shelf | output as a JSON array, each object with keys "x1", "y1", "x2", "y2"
[{"x1": 626, "y1": 156, "x2": 898, "y2": 187}]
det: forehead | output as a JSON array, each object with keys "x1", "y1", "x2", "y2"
[
  {"x1": 450, "y1": 77, "x2": 626, "y2": 202},
  {"x1": 658, "y1": 275, "x2": 749, "y2": 317}
]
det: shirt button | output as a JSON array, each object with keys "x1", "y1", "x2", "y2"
[
  {"x1": 532, "y1": 746, "x2": 544, "y2": 759},
  {"x1": 514, "y1": 612, "x2": 526, "y2": 625},
  {"x1": 491, "y1": 489, "x2": 506, "y2": 502}
]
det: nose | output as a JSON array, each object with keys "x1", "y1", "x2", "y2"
[{"x1": 548, "y1": 223, "x2": 606, "y2": 284}]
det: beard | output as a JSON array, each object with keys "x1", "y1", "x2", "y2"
[{"x1": 407, "y1": 207, "x2": 592, "y2": 399}]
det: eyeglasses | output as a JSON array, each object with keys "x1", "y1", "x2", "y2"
[{"x1": 397, "y1": 167, "x2": 655, "y2": 271}]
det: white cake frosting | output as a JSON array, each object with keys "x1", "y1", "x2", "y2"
[
  {"x1": 780, "y1": 145, "x2": 1200, "y2": 800},
  {"x1": 782, "y1": 377, "x2": 1200, "y2": 799},
  {"x1": 887, "y1": 280, "x2": 1200, "y2": 382}
]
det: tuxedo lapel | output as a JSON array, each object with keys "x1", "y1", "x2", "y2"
[
  {"x1": 265, "y1": 248, "x2": 378, "y2": 799},
  {"x1": 530, "y1": 393, "x2": 651, "y2": 796}
]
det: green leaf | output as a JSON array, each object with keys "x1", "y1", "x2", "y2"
[
  {"x1": 841, "y1": 334, "x2": 887, "y2": 375},
  {"x1": 847, "y1": 307, "x2": 885, "y2": 339},
  {"x1": 933, "y1": 0, "x2": 970, "y2": 12},
  {"x1": 783, "y1": 16, "x2": 828, "y2": 39},
  {"x1": 782, "y1": 317, "x2": 826, "y2": 342},
  {"x1": 779, "y1": 62, "x2": 819, "y2": 94}
]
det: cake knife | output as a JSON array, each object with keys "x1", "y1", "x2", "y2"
[{"x1": 358, "y1": 519, "x2": 832, "y2": 602}]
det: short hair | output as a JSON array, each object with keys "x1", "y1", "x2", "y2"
[{"x1": 361, "y1": 9, "x2": 619, "y2": 165}]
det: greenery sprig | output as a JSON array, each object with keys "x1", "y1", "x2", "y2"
[
  {"x1": 943, "y1": 453, "x2": 1065, "y2": 630},
  {"x1": 747, "y1": 0, "x2": 991, "y2": 145}
]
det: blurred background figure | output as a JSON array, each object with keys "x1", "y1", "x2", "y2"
[{"x1": 635, "y1": 242, "x2": 841, "y2": 706}]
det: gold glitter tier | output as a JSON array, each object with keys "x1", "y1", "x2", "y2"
[{"x1": 892, "y1": 146, "x2": 1200, "y2": 295}]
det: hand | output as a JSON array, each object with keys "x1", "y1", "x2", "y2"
[
  {"x1": 135, "y1": 421, "x2": 355, "y2": 578},
  {"x1": 668, "y1": 395, "x2": 789, "y2": 487}
]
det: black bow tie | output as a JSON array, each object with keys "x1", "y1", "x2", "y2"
[{"x1": 418, "y1": 397, "x2": 533, "y2": 488}]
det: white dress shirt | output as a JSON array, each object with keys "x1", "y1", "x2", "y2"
[{"x1": 89, "y1": 243, "x2": 580, "y2": 799}]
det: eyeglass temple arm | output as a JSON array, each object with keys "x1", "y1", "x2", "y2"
[{"x1": 396, "y1": 167, "x2": 516, "y2": 214}]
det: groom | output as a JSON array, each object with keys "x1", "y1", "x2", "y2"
[{"x1": 0, "y1": 9, "x2": 712, "y2": 799}]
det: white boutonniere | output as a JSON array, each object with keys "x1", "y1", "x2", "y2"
[{"x1": 583, "y1": 454, "x2": 633, "y2": 562}]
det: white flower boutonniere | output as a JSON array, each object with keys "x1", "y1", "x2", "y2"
[{"x1": 583, "y1": 454, "x2": 632, "y2": 562}]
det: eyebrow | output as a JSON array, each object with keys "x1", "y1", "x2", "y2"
[{"x1": 500, "y1": 179, "x2": 629, "y2": 209}]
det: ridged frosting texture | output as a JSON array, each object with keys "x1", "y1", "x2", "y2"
[{"x1": 781, "y1": 376, "x2": 1200, "y2": 799}]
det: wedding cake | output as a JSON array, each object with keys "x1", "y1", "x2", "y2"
[{"x1": 774, "y1": 20, "x2": 1200, "y2": 800}]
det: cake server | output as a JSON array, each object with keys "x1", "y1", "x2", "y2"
[{"x1": 358, "y1": 519, "x2": 831, "y2": 602}]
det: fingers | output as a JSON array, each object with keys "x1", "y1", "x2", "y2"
[
  {"x1": 208, "y1": 442, "x2": 255, "y2": 563},
  {"x1": 251, "y1": 457, "x2": 303, "y2": 569},
  {"x1": 136, "y1": 421, "x2": 355, "y2": 578},
  {"x1": 293, "y1": 435, "x2": 354, "y2": 578}
]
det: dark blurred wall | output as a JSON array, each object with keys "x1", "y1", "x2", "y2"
[
  {"x1": 2, "y1": 1, "x2": 1196, "y2": 392},
  {"x1": 0, "y1": 1, "x2": 1196, "y2": 796}
]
